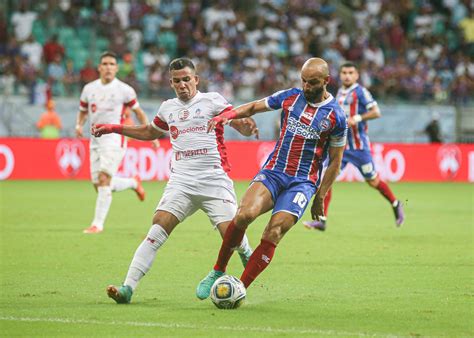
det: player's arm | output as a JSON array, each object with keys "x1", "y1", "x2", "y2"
[
  {"x1": 310, "y1": 145, "x2": 344, "y2": 221},
  {"x1": 75, "y1": 110, "x2": 88, "y2": 137},
  {"x1": 92, "y1": 123, "x2": 163, "y2": 141},
  {"x1": 348, "y1": 105, "x2": 381, "y2": 127},
  {"x1": 207, "y1": 99, "x2": 268, "y2": 133},
  {"x1": 131, "y1": 106, "x2": 160, "y2": 147}
]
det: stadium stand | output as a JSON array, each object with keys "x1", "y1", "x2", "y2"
[{"x1": 0, "y1": 0, "x2": 472, "y2": 141}]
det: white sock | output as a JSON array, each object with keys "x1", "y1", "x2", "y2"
[
  {"x1": 111, "y1": 177, "x2": 137, "y2": 192},
  {"x1": 124, "y1": 224, "x2": 169, "y2": 290},
  {"x1": 91, "y1": 186, "x2": 112, "y2": 230},
  {"x1": 237, "y1": 234, "x2": 252, "y2": 255}
]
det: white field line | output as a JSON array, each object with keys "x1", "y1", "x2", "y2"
[{"x1": 0, "y1": 315, "x2": 402, "y2": 337}]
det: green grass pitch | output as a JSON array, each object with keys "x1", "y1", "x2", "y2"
[{"x1": 0, "y1": 180, "x2": 472, "y2": 337}]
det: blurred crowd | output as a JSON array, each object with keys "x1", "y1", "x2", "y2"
[{"x1": 1, "y1": 0, "x2": 473, "y2": 105}]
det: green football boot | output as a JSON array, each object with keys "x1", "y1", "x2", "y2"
[
  {"x1": 238, "y1": 247, "x2": 253, "y2": 267},
  {"x1": 196, "y1": 270, "x2": 224, "y2": 300},
  {"x1": 107, "y1": 285, "x2": 133, "y2": 304}
]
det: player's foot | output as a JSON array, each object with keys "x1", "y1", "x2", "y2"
[
  {"x1": 196, "y1": 269, "x2": 224, "y2": 300},
  {"x1": 303, "y1": 219, "x2": 326, "y2": 231},
  {"x1": 106, "y1": 285, "x2": 133, "y2": 304},
  {"x1": 393, "y1": 200, "x2": 405, "y2": 227},
  {"x1": 83, "y1": 225, "x2": 103, "y2": 234},
  {"x1": 238, "y1": 247, "x2": 253, "y2": 267},
  {"x1": 134, "y1": 175, "x2": 145, "y2": 201}
]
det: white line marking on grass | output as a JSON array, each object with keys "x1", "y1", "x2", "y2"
[{"x1": 0, "y1": 315, "x2": 400, "y2": 337}]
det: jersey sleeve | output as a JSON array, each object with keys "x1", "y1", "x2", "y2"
[
  {"x1": 359, "y1": 87, "x2": 377, "y2": 112},
  {"x1": 79, "y1": 86, "x2": 88, "y2": 112},
  {"x1": 211, "y1": 92, "x2": 233, "y2": 116},
  {"x1": 123, "y1": 85, "x2": 139, "y2": 109},
  {"x1": 329, "y1": 110, "x2": 348, "y2": 147},
  {"x1": 265, "y1": 88, "x2": 299, "y2": 110},
  {"x1": 151, "y1": 104, "x2": 169, "y2": 131}
]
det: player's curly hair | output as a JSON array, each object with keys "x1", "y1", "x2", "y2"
[{"x1": 169, "y1": 58, "x2": 195, "y2": 72}]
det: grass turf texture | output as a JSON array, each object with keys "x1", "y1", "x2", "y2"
[{"x1": 0, "y1": 180, "x2": 472, "y2": 337}]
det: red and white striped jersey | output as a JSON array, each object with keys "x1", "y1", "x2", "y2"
[{"x1": 80, "y1": 78, "x2": 139, "y2": 149}]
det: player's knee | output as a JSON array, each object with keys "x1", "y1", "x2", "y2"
[
  {"x1": 98, "y1": 172, "x2": 111, "y2": 186},
  {"x1": 262, "y1": 226, "x2": 283, "y2": 244},
  {"x1": 234, "y1": 207, "x2": 258, "y2": 228}
]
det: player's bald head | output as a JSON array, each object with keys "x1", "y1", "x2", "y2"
[{"x1": 301, "y1": 58, "x2": 329, "y2": 78}]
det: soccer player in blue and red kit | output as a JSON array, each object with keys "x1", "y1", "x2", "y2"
[
  {"x1": 196, "y1": 57, "x2": 348, "y2": 299},
  {"x1": 304, "y1": 62, "x2": 405, "y2": 231}
]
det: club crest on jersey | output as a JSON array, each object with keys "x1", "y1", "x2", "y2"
[
  {"x1": 319, "y1": 118, "x2": 331, "y2": 132},
  {"x1": 179, "y1": 110, "x2": 190, "y2": 121},
  {"x1": 91, "y1": 103, "x2": 97, "y2": 113},
  {"x1": 253, "y1": 173, "x2": 266, "y2": 182}
]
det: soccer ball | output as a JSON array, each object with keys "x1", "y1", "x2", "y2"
[{"x1": 210, "y1": 275, "x2": 246, "y2": 309}]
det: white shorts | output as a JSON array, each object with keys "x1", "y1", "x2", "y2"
[
  {"x1": 90, "y1": 147, "x2": 126, "y2": 184},
  {"x1": 156, "y1": 179, "x2": 237, "y2": 228}
]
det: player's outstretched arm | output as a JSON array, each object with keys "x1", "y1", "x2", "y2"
[
  {"x1": 207, "y1": 99, "x2": 269, "y2": 133},
  {"x1": 92, "y1": 124, "x2": 163, "y2": 141},
  {"x1": 311, "y1": 145, "x2": 344, "y2": 220},
  {"x1": 132, "y1": 107, "x2": 160, "y2": 148}
]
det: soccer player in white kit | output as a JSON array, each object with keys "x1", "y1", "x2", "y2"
[
  {"x1": 92, "y1": 58, "x2": 258, "y2": 304},
  {"x1": 75, "y1": 51, "x2": 158, "y2": 234}
]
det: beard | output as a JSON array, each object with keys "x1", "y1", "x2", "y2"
[{"x1": 303, "y1": 86, "x2": 324, "y2": 103}]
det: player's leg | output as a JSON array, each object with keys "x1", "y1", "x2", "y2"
[
  {"x1": 110, "y1": 175, "x2": 146, "y2": 201},
  {"x1": 355, "y1": 150, "x2": 405, "y2": 226},
  {"x1": 84, "y1": 148, "x2": 125, "y2": 233},
  {"x1": 240, "y1": 180, "x2": 315, "y2": 288},
  {"x1": 366, "y1": 176, "x2": 405, "y2": 226},
  {"x1": 196, "y1": 178, "x2": 274, "y2": 300},
  {"x1": 107, "y1": 187, "x2": 197, "y2": 304},
  {"x1": 107, "y1": 210, "x2": 180, "y2": 304},
  {"x1": 240, "y1": 211, "x2": 297, "y2": 288}
]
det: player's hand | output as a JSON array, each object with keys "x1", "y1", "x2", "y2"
[
  {"x1": 91, "y1": 124, "x2": 123, "y2": 137},
  {"x1": 207, "y1": 115, "x2": 230, "y2": 133},
  {"x1": 75, "y1": 124, "x2": 83, "y2": 138},
  {"x1": 347, "y1": 117, "x2": 357, "y2": 127},
  {"x1": 310, "y1": 194, "x2": 325, "y2": 221},
  {"x1": 151, "y1": 139, "x2": 160, "y2": 148},
  {"x1": 239, "y1": 118, "x2": 259, "y2": 139}
]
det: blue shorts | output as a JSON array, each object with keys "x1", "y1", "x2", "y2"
[
  {"x1": 252, "y1": 169, "x2": 316, "y2": 220},
  {"x1": 341, "y1": 149, "x2": 377, "y2": 180}
]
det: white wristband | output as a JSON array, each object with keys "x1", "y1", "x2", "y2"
[{"x1": 353, "y1": 114, "x2": 362, "y2": 123}]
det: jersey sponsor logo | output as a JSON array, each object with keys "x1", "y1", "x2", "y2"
[
  {"x1": 169, "y1": 125, "x2": 207, "y2": 140},
  {"x1": 253, "y1": 173, "x2": 266, "y2": 181},
  {"x1": 292, "y1": 192, "x2": 307, "y2": 208},
  {"x1": 179, "y1": 109, "x2": 190, "y2": 121},
  {"x1": 287, "y1": 116, "x2": 320, "y2": 140},
  {"x1": 55, "y1": 139, "x2": 86, "y2": 177},
  {"x1": 437, "y1": 144, "x2": 462, "y2": 179},
  {"x1": 261, "y1": 254, "x2": 270, "y2": 263},
  {"x1": 301, "y1": 110, "x2": 315, "y2": 120},
  {"x1": 175, "y1": 148, "x2": 208, "y2": 160},
  {"x1": 91, "y1": 103, "x2": 97, "y2": 113}
]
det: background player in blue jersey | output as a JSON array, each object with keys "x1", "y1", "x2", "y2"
[
  {"x1": 304, "y1": 62, "x2": 405, "y2": 231},
  {"x1": 196, "y1": 58, "x2": 348, "y2": 299}
]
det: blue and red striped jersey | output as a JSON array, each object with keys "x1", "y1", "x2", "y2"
[
  {"x1": 262, "y1": 88, "x2": 347, "y2": 184},
  {"x1": 336, "y1": 83, "x2": 377, "y2": 151}
]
